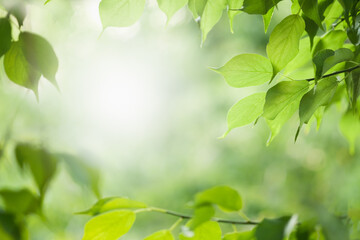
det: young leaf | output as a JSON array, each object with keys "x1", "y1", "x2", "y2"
[
  {"x1": 180, "y1": 221, "x2": 221, "y2": 240},
  {"x1": 144, "y1": 230, "x2": 174, "y2": 240},
  {"x1": 20, "y1": 32, "x2": 59, "y2": 88},
  {"x1": 78, "y1": 197, "x2": 147, "y2": 215},
  {"x1": 214, "y1": 54, "x2": 273, "y2": 88},
  {"x1": 298, "y1": 0, "x2": 322, "y2": 27},
  {"x1": 0, "y1": 17, "x2": 12, "y2": 58},
  {"x1": 200, "y1": 0, "x2": 227, "y2": 44},
  {"x1": 188, "y1": 0, "x2": 207, "y2": 19},
  {"x1": 4, "y1": 41, "x2": 41, "y2": 97},
  {"x1": 157, "y1": 0, "x2": 188, "y2": 23},
  {"x1": 223, "y1": 230, "x2": 253, "y2": 240},
  {"x1": 0, "y1": 189, "x2": 40, "y2": 215},
  {"x1": 99, "y1": 0, "x2": 146, "y2": 28},
  {"x1": 263, "y1": 7, "x2": 274, "y2": 33},
  {"x1": 263, "y1": 81, "x2": 310, "y2": 120},
  {"x1": 242, "y1": 0, "x2": 282, "y2": 15},
  {"x1": 189, "y1": 204, "x2": 215, "y2": 229},
  {"x1": 255, "y1": 216, "x2": 293, "y2": 240},
  {"x1": 266, "y1": 15, "x2": 305, "y2": 75},
  {"x1": 195, "y1": 186, "x2": 242, "y2": 211},
  {"x1": 82, "y1": 210, "x2": 135, "y2": 240},
  {"x1": 15, "y1": 144, "x2": 58, "y2": 195},
  {"x1": 222, "y1": 92, "x2": 266, "y2": 137},
  {"x1": 228, "y1": 0, "x2": 243, "y2": 33},
  {"x1": 340, "y1": 111, "x2": 360, "y2": 154}
]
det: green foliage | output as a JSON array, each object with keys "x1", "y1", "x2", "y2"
[
  {"x1": 255, "y1": 216, "x2": 297, "y2": 240},
  {"x1": 157, "y1": 0, "x2": 188, "y2": 23},
  {"x1": 180, "y1": 221, "x2": 222, "y2": 240},
  {"x1": 0, "y1": 189, "x2": 40, "y2": 215},
  {"x1": 144, "y1": 230, "x2": 175, "y2": 240}
]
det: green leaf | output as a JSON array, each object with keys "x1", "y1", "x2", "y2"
[
  {"x1": 180, "y1": 221, "x2": 221, "y2": 240},
  {"x1": 144, "y1": 230, "x2": 174, "y2": 240},
  {"x1": 313, "y1": 49, "x2": 335, "y2": 80},
  {"x1": 20, "y1": 32, "x2": 59, "y2": 88},
  {"x1": 340, "y1": 111, "x2": 360, "y2": 154},
  {"x1": 157, "y1": 0, "x2": 188, "y2": 23},
  {"x1": 0, "y1": 211, "x2": 26, "y2": 240},
  {"x1": 255, "y1": 216, "x2": 296, "y2": 240},
  {"x1": 189, "y1": 204, "x2": 215, "y2": 230},
  {"x1": 242, "y1": 0, "x2": 282, "y2": 15},
  {"x1": 188, "y1": 0, "x2": 207, "y2": 19},
  {"x1": 298, "y1": 0, "x2": 322, "y2": 27},
  {"x1": 0, "y1": 18, "x2": 11, "y2": 58},
  {"x1": 222, "y1": 231, "x2": 253, "y2": 240},
  {"x1": 263, "y1": 81, "x2": 310, "y2": 120},
  {"x1": 228, "y1": 0, "x2": 243, "y2": 33},
  {"x1": 266, "y1": 14, "x2": 305, "y2": 75},
  {"x1": 313, "y1": 30, "x2": 347, "y2": 56},
  {"x1": 4, "y1": 41, "x2": 41, "y2": 97},
  {"x1": 262, "y1": 7, "x2": 274, "y2": 33},
  {"x1": 195, "y1": 186, "x2": 242, "y2": 211},
  {"x1": 99, "y1": 0, "x2": 146, "y2": 28},
  {"x1": 222, "y1": 93, "x2": 266, "y2": 137},
  {"x1": 78, "y1": 197, "x2": 147, "y2": 215},
  {"x1": 302, "y1": 15, "x2": 318, "y2": 49},
  {"x1": 15, "y1": 144, "x2": 58, "y2": 195},
  {"x1": 0, "y1": 189, "x2": 40, "y2": 215},
  {"x1": 200, "y1": 0, "x2": 227, "y2": 44},
  {"x1": 214, "y1": 54, "x2": 273, "y2": 88},
  {"x1": 321, "y1": 48, "x2": 354, "y2": 75},
  {"x1": 58, "y1": 154, "x2": 101, "y2": 199},
  {"x1": 82, "y1": 210, "x2": 135, "y2": 240}
]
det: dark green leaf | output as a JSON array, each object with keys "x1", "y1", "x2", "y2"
[
  {"x1": 195, "y1": 186, "x2": 242, "y2": 211},
  {"x1": 255, "y1": 216, "x2": 296, "y2": 240},
  {"x1": 313, "y1": 49, "x2": 335, "y2": 80},
  {"x1": 0, "y1": 189, "x2": 40, "y2": 215},
  {"x1": 302, "y1": 15, "x2": 318, "y2": 49},
  {"x1": 0, "y1": 17, "x2": 11, "y2": 58},
  {"x1": 0, "y1": 211, "x2": 26, "y2": 240},
  {"x1": 298, "y1": 0, "x2": 322, "y2": 27},
  {"x1": 242, "y1": 0, "x2": 282, "y2": 15}
]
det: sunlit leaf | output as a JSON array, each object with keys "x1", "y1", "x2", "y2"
[
  {"x1": 213, "y1": 54, "x2": 273, "y2": 88},
  {"x1": 228, "y1": 0, "x2": 243, "y2": 33},
  {"x1": 189, "y1": 204, "x2": 214, "y2": 229},
  {"x1": 242, "y1": 0, "x2": 282, "y2": 15},
  {"x1": 263, "y1": 81, "x2": 310, "y2": 120},
  {"x1": 0, "y1": 189, "x2": 40, "y2": 215},
  {"x1": 82, "y1": 210, "x2": 135, "y2": 240},
  {"x1": 99, "y1": 0, "x2": 146, "y2": 28},
  {"x1": 78, "y1": 197, "x2": 147, "y2": 215},
  {"x1": 313, "y1": 30, "x2": 347, "y2": 55},
  {"x1": 340, "y1": 111, "x2": 360, "y2": 154},
  {"x1": 180, "y1": 221, "x2": 221, "y2": 240},
  {"x1": 222, "y1": 93, "x2": 266, "y2": 137},
  {"x1": 263, "y1": 7, "x2": 274, "y2": 33},
  {"x1": 200, "y1": 0, "x2": 227, "y2": 44},
  {"x1": 195, "y1": 186, "x2": 242, "y2": 211},
  {"x1": 188, "y1": 0, "x2": 207, "y2": 19},
  {"x1": 157, "y1": 0, "x2": 188, "y2": 23},
  {"x1": 0, "y1": 17, "x2": 11, "y2": 58},
  {"x1": 266, "y1": 14, "x2": 305, "y2": 75},
  {"x1": 144, "y1": 230, "x2": 174, "y2": 240}
]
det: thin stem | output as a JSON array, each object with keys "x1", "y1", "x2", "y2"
[
  {"x1": 303, "y1": 65, "x2": 360, "y2": 82},
  {"x1": 169, "y1": 218, "x2": 183, "y2": 231}
]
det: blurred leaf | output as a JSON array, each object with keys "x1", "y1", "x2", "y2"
[
  {"x1": 180, "y1": 221, "x2": 221, "y2": 240},
  {"x1": 195, "y1": 186, "x2": 242, "y2": 211},
  {"x1": 0, "y1": 17, "x2": 11, "y2": 58},
  {"x1": 339, "y1": 111, "x2": 360, "y2": 154},
  {"x1": 299, "y1": 77, "x2": 338, "y2": 124},
  {"x1": 222, "y1": 230, "x2": 253, "y2": 240},
  {"x1": 222, "y1": 93, "x2": 266, "y2": 137},
  {"x1": 263, "y1": 81, "x2": 310, "y2": 120},
  {"x1": 0, "y1": 189, "x2": 40, "y2": 215},
  {"x1": 262, "y1": 7, "x2": 274, "y2": 33},
  {"x1": 144, "y1": 230, "x2": 174, "y2": 240},
  {"x1": 228, "y1": 0, "x2": 243, "y2": 33},
  {"x1": 58, "y1": 153, "x2": 101, "y2": 198},
  {"x1": 200, "y1": 0, "x2": 227, "y2": 44},
  {"x1": 266, "y1": 14, "x2": 305, "y2": 75},
  {"x1": 82, "y1": 210, "x2": 135, "y2": 240},
  {"x1": 319, "y1": 211, "x2": 350, "y2": 240},
  {"x1": 99, "y1": 0, "x2": 146, "y2": 28},
  {"x1": 213, "y1": 53, "x2": 273, "y2": 88},
  {"x1": 295, "y1": 220, "x2": 316, "y2": 240},
  {"x1": 298, "y1": 0, "x2": 322, "y2": 27},
  {"x1": 9, "y1": 4, "x2": 26, "y2": 26},
  {"x1": 314, "y1": 106, "x2": 325, "y2": 130},
  {"x1": 4, "y1": 41, "x2": 41, "y2": 98},
  {"x1": 20, "y1": 32, "x2": 59, "y2": 88},
  {"x1": 242, "y1": 0, "x2": 282, "y2": 15},
  {"x1": 189, "y1": 204, "x2": 214, "y2": 230},
  {"x1": 255, "y1": 216, "x2": 295, "y2": 240},
  {"x1": 188, "y1": 0, "x2": 207, "y2": 19},
  {"x1": 157, "y1": 0, "x2": 188, "y2": 23},
  {"x1": 0, "y1": 211, "x2": 26, "y2": 240},
  {"x1": 15, "y1": 144, "x2": 58, "y2": 195},
  {"x1": 78, "y1": 197, "x2": 147, "y2": 215}
]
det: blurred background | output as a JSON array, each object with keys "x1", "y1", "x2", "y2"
[{"x1": 0, "y1": 0, "x2": 359, "y2": 239}]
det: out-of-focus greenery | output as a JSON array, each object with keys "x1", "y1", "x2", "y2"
[{"x1": 0, "y1": 0, "x2": 359, "y2": 239}]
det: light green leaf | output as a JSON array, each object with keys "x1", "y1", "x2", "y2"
[
  {"x1": 323, "y1": 1, "x2": 343, "y2": 30},
  {"x1": 283, "y1": 37, "x2": 312, "y2": 75},
  {"x1": 263, "y1": 81, "x2": 310, "y2": 120},
  {"x1": 195, "y1": 186, "x2": 242, "y2": 211},
  {"x1": 340, "y1": 111, "x2": 360, "y2": 154},
  {"x1": 266, "y1": 14, "x2": 305, "y2": 75},
  {"x1": 0, "y1": 17, "x2": 11, "y2": 58},
  {"x1": 262, "y1": 7, "x2": 274, "y2": 33},
  {"x1": 322, "y1": 48, "x2": 354, "y2": 75},
  {"x1": 189, "y1": 204, "x2": 215, "y2": 230},
  {"x1": 255, "y1": 216, "x2": 293, "y2": 240},
  {"x1": 314, "y1": 106, "x2": 325, "y2": 130},
  {"x1": 188, "y1": 0, "x2": 207, "y2": 19},
  {"x1": 0, "y1": 189, "x2": 40, "y2": 215},
  {"x1": 15, "y1": 144, "x2": 58, "y2": 195},
  {"x1": 222, "y1": 93, "x2": 266, "y2": 137},
  {"x1": 228, "y1": 0, "x2": 243, "y2": 33},
  {"x1": 144, "y1": 230, "x2": 174, "y2": 240},
  {"x1": 99, "y1": 0, "x2": 146, "y2": 28},
  {"x1": 200, "y1": 0, "x2": 227, "y2": 44},
  {"x1": 242, "y1": 0, "x2": 282, "y2": 15},
  {"x1": 299, "y1": 77, "x2": 338, "y2": 124},
  {"x1": 20, "y1": 32, "x2": 59, "y2": 88},
  {"x1": 214, "y1": 54, "x2": 273, "y2": 88},
  {"x1": 223, "y1": 231, "x2": 253, "y2": 240},
  {"x1": 78, "y1": 197, "x2": 147, "y2": 215},
  {"x1": 180, "y1": 221, "x2": 221, "y2": 240},
  {"x1": 82, "y1": 210, "x2": 135, "y2": 240},
  {"x1": 157, "y1": 0, "x2": 188, "y2": 23},
  {"x1": 4, "y1": 41, "x2": 41, "y2": 97},
  {"x1": 313, "y1": 30, "x2": 347, "y2": 56},
  {"x1": 298, "y1": 0, "x2": 322, "y2": 27}
]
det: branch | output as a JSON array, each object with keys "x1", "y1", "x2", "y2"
[
  {"x1": 304, "y1": 65, "x2": 360, "y2": 82},
  {"x1": 140, "y1": 207, "x2": 259, "y2": 225}
]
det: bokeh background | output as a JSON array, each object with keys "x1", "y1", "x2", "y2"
[{"x1": 0, "y1": 0, "x2": 359, "y2": 239}]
